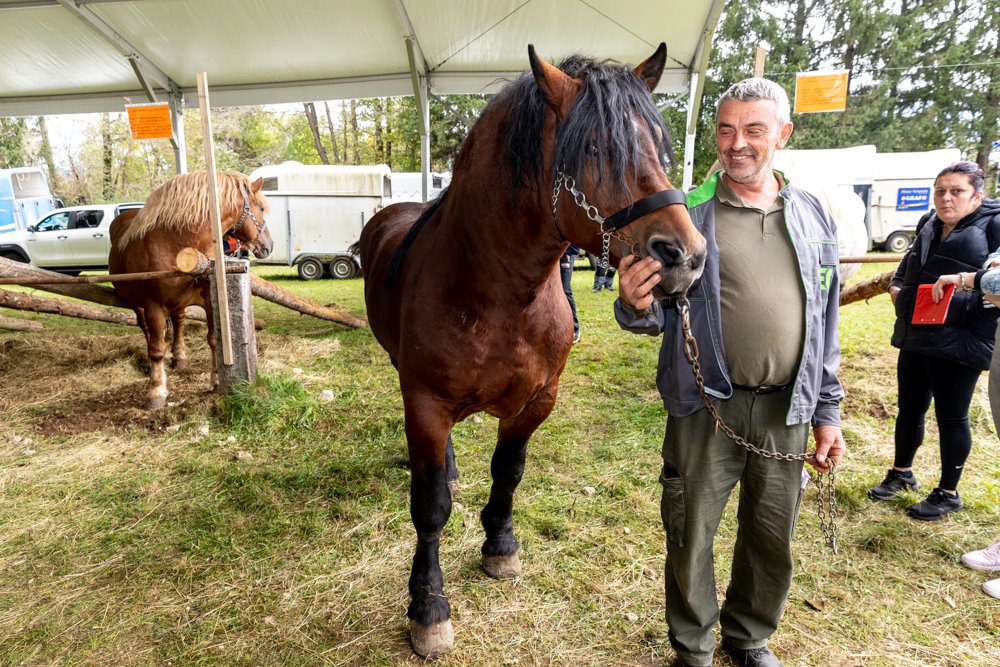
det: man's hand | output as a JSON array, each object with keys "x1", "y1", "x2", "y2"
[
  {"x1": 888, "y1": 285, "x2": 901, "y2": 305},
  {"x1": 618, "y1": 255, "x2": 662, "y2": 311},
  {"x1": 808, "y1": 424, "x2": 845, "y2": 473}
]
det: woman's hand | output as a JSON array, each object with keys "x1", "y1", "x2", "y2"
[
  {"x1": 933, "y1": 274, "x2": 961, "y2": 302},
  {"x1": 889, "y1": 285, "x2": 901, "y2": 305}
]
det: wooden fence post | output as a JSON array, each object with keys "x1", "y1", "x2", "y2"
[{"x1": 210, "y1": 258, "x2": 257, "y2": 394}]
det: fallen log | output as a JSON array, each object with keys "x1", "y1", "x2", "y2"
[
  {"x1": 0, "y1": 314, "x2": 43, "y2": 331},
  {"x1": 840, "y1": 269, "x2": 894, "y2": 306},
  {"x1": 0, "y1": 287, "x2": 137, "y2": 325},
  {"x1": 250, "y1": 273, "x2": 367, "y2": 329},
  {"x1": 0, "y1": 257, "x2": 263, "y2": 329}
]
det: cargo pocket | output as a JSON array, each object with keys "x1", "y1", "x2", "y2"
[{"x1": 659, "y1": 470, "x2": 686, "y2": 548}]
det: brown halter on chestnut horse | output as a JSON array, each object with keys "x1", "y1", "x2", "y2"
[
  {"x1": 109, "y1": 170, "x2": 274, "y2": 409},
  {"x1": 359, "y1": 44, "x2": 706, "y2": 657}
]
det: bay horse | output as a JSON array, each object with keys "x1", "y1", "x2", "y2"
[
  {"x1": 109, "y1": 171, "x2": 273, "y2": 409},
  {"x1": 359, "y1": 44, "x2": 706, "y2": 657}
]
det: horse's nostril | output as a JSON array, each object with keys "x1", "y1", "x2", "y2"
[{"x1": 648, "y1": 240, "x2": 683, "y2": 267}]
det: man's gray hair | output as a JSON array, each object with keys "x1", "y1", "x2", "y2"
[{"x1": 717, "y1": 78, "x2": 791, "y2": 127}]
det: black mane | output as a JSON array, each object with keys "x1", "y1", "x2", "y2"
[{"x1": 499, "y1": 53, "x2": 673, "y2": 208}]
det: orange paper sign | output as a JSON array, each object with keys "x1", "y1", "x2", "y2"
[
  {"x1": 794, "y1": 70, "x2": 848, "y2": 114},
  {"x1": 125, "y1": 103, "x2": 173, "y2": 140}
]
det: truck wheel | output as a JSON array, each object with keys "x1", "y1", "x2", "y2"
[
  {"x1": 297, "y1": 257, "x2": 325, "y2": 280},
  {"x1": 885, "y1": 231, "x2": 911, "y2": 254},
  {"x1": 330, "y1": 257, "x2": 357, "y2": 279}
]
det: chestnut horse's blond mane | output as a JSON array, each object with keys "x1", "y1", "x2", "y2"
[{"x1": 117, "y1": 170, "x2": 268, "y2": 247}]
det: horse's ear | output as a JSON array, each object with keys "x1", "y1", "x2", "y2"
[
  {"x1": 635, "y1": 42, "x2": 667, "y2": 92},
  {"x1": 250, "y1": 177, "x2": 264, "y2": 194},
  {"x1": 528, "y1": 44, "x2": 580, "y2": 121}
]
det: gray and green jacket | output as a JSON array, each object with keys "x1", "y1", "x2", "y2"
[{"x1": 614, "y1": 171, "x2": 844, "y2": 427}]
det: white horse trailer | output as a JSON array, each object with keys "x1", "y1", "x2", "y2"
[
  {"x1": 386, "y1": 172, "x2": 451, "y2": 204},
  {"x1": 869, "y1": 148, "x2": 962, "y2": 253},
  {"x1": 247, "y1": 162, "x2": 391, "y2": 279}
]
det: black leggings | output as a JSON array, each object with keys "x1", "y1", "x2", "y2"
[{"x1": 894, "y1": 349, "x2": 981, "y2": 490}]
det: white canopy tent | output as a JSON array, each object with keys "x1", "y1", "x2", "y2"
[{"x1": 0, "y1": 0, "x2": 724, "y2": 193}]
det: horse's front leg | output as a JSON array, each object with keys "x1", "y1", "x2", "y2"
[
  {"x1": 481, "y1": 384, "x2": 558, "y2": 579},
  {"x1": 202, "y1": 300, "x2": 219, "y2": 391},
  {"x1": 143, "y1": 306, "x2": 169, "y2": 410},
  {"x1": 169, "y1": 310, "x2": 188, "y2": 371},
  {"x1": 403, "y1": 394, "x2": 455, "y2": 658}
]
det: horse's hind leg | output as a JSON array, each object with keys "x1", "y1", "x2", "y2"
[
  {"x1": 143, "y1": 305, "x2": 170, "y2": 410},
  {"x1": 480, "y1": 387, "x2": 557, "y2": 579},
  {"x1": 203, "y1": 299, "x2": 219, "y2": 391},
  {"x1": 169, "y1": 310, "x2": 188, "y2": 370},
  {"x1": 445, "y1": 432, "x2": 459, "y2": 491},
  {"x1": 403, "y1": 396, "x2": 455, "y2": 657}
]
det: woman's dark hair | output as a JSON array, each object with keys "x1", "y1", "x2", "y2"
[{"x1": 936, "y1": 161, "x2": 985, "y2": 193}]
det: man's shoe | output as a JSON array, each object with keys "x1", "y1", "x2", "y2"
[
  {"x1": 983, "y1": 578, "x2": 1000, "y2": 599},
  {"x1": 962, "y1": 539, "x2": 1000, "y2": 571},
  {"x1": 909, "y1": 488, "x2": 962, "y2": 521},
  {"x1": 604, "y1": 284, "x2": 614, "y2": 290},
  {"x1": 591, "y1": 286, "x2": 602, "y2": 293},
  {"x1": 868, "y1": 468, "x2": 920, "y2": 500},
  {"x1": 721, "y1": 642, "x2": 783, "y2": 667}
]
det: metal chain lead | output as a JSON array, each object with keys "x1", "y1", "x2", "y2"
[
  {"x1": 678, "y1": 297, "x2": 839, "y2": 553},
  {"x1": 552, "y1": 172, "x2": 639, "y2": 267}
]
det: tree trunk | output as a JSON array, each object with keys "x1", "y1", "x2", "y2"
[
  {"x1": 0, "y1": 314, "x2": 43, "y2": 331},
  {"x1": 101, "y1": 113, "x2": 113, "y2": 201},
  {"x1": 324, "y1": 101, "x2": 341, "y2": 164},
  {"x1": 303, "y1": 102, "x2": 330, "y2": 165},
  {"x1": 0, "y1": 287, "x2": 137, "y2": 325},
  {"x1": 373, "y1": 98, "x2": 384, "y2": 164},
  {"x1": 36, "y1": 116, "x2": 62, "y2": 196},
  {"x1": 840, "y1": 269, "x2": 894, "y2": 306},
  {"x1": 350, "y1": 100, "x2": 360, "y2": 165},
  {"x1": 249, "y1": 273, "x2": 366, "y2": 328}
]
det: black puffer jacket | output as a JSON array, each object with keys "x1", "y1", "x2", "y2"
[{"x1": 890, "y1": 199, "x2": 1000, "y2": 370}]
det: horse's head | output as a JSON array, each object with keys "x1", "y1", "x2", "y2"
[
  {"x1": 530, "y1": 44, "x2": 706, "y2": 298},
  {"x1": 231, "y1": 176, "x2": 274, "y2": 259}
]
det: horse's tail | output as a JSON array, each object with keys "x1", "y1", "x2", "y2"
[{"x1": 385, "y1": 188, "x2": 448, "y2": 287}]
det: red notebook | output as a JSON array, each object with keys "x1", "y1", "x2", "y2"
[{"x1": 911, "y1": 283, "x2": 955, "y2": 325}]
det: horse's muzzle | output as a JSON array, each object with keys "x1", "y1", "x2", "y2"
[{"x1": 646, "y1": 237, "x2": 706, "y2": 298}]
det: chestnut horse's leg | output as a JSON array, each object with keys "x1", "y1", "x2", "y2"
[
  {"x1": 480, "y1": 384, "x2": 559, "y2": 579},
  {"x1": 201, "y1": 290, "x2": 219, "y2": 391},
  {"x1": 142, "y1": 304, "x2": 170, "y2": 410},
  {"x1": 169, "y1": 310, "x2": 188, "y2": 371},
  {"x1": 445, "y1": 433, "x2": 459, "y2": 491},
  {"x1": 403, "y1": 395, "x2": 455, "y2": 658}
]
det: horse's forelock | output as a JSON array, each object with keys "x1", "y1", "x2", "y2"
[
  {"x1": 499, "y1": 54, "x2": 671, "y2": 208},
  {"x1": 116, "y1": 171, "x2": 253, "y2": 246}
]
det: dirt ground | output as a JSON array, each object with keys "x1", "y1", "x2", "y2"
[{"x1": 0, "y1": 326, "x2": 220, "y2": 436}]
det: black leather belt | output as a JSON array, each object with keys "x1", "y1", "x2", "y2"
[{"x1": 732, "y1": 383, "x2": 791, "y2": 395}]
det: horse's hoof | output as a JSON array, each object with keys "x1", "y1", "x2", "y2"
[
  {"x1": 482, "y1": 552, "x2": 521, "y2": 579},
  {"x1": 447, "y1": 480, "x2": 459, "y2": 495},
  {"x1": 171, "y1": 358, "x2": 188, "y2": 371},
  {"x1": 410, "y1": 618, "x2": 454, "y2": 658},
  {"x1": 145, "y1": 397, "x2": 166, "y2": 410}
]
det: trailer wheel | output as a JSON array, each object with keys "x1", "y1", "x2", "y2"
[
  {"x1": 330, "y1": 257, "x2": 357, "y2": 279},
  {"x1": 297, "y1": 257, "x2": 325, "y2": 280},
  {"x1": 885, "y1": 231, "x2": 911, "y2": 254}
]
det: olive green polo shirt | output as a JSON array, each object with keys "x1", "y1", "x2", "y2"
[{"x1": 715, "y1": 172, "x2": 805, "y2": 387}]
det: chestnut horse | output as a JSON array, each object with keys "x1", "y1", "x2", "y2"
[
  {"x1": 109, "y1": 171, "x2": 273, "y2": 409},
  {"x1": 359, "y1": 44, "x2": 706, "y2": 656}
]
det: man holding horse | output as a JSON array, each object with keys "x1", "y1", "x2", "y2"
[{"x1": 616, "y1": 78, "x2": 845, "y2": 667}]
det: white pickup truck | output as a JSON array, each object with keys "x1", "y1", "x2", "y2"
[{"x1": 0, "y1": 203, "x2": 143, "y2": 274}]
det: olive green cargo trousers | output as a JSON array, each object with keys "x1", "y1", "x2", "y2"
[{"x1": 659, "y1": 387, "x2": 809, "y2": 666}]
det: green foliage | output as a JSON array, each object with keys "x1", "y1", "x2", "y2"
[{"x1": 0, "y1": 118, "x2": 27, "y2": 167}]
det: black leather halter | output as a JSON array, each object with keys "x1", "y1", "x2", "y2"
[{"x1": 602, "y1": 188, "x2": 688, "y2": 231}]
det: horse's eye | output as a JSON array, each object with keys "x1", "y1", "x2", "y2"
[{"x1": 586, "y1": 142, "x2": 599, "y2": 156}]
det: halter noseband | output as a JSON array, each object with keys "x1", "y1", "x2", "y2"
[
  {"x1": 552, "y1": 172, "x2": 688, "y2": 270},
  {"x1": 225, "y1": 182, "x2": 268, "y2": 257}
]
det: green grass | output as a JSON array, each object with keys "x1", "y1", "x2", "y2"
[{"x1": 1, "y1": 260, "x2": 998, "y2": 665}]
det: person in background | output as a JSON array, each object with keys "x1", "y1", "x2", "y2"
[
  {"x1": 869, "y1": 162, "x2": 1000, "y2": 520},
  {"x1": 560, "y1": 245, "x2": 581, "y2": 344},
  {"x1": 590, "y1": 254, "x2": 616, "y2": 292},
  {"x1": 934, "y1": 239, "x2": 1000, "y2": 598},
  {"x1": 616, "y1": 77, "x2": 844, "y2": 667}
]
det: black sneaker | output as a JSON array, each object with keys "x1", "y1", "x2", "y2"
[
  {"x1": 909, "y1": 488, "x2": 962, "y2": 521},
  {"x1": 721, "y1": 642, "x2": 783, "y2": 667},
  {"x1": 868, "y1": 469, "x2": 921, "y2": 500}
]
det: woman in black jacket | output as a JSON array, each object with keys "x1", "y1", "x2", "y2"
[{"x1": 869, "y1": 161, "x2": 1000, "y2": 520}]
